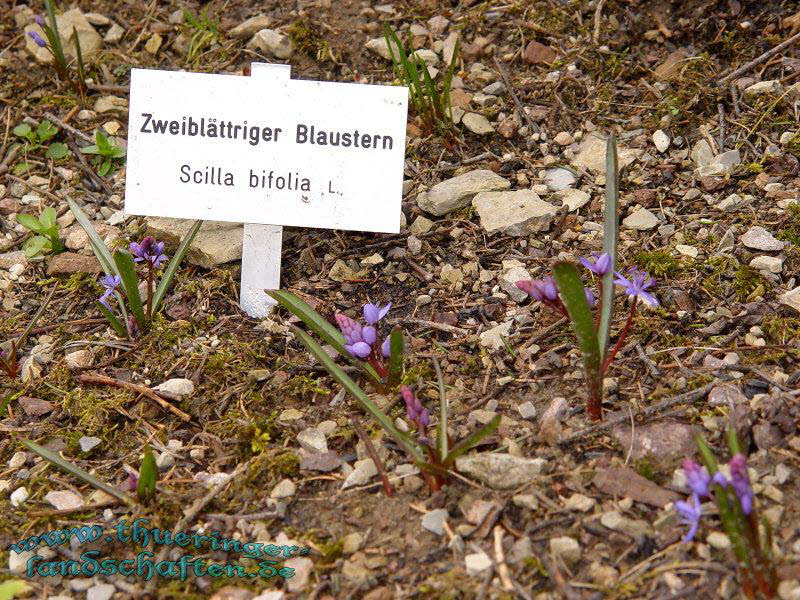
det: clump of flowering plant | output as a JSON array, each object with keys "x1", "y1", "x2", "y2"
[
  {"x1": 68, "y1": 198, "x2": 201, "y2": 338},
  {"x1": 267, "y1": 291, "x2": 500, "y2": 493},
  {"x1": 515, "y1": 134, "x2": 659, "y2": 421},
  {"x1": 678, "y1": 431, "x2": 778, "y2": 599},
  {"x1": 27, "y1": 1, "x2": 87, "y2": 97}
]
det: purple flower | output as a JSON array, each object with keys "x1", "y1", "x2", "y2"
[
  {"x1": 363, "y1": 302, "x2": 391, "y2": 325},
  {"x1": 516, "y1": 277, "x2": 559, "y2": 303},
  {"x1": 130, "y1": 236, "x2": 167, "y2": 268},
  {"x1": 98, "y1": 274, "x2": 121, "y2": 309},
  {"x1": 401, "y1": 386, "x2": 429, "y2": 442},
  {"x1": 614, "y1": 268, "x2": 659, "y2": 307},
  {"x1": 676, "y1": 494, "x2": 703, "y2": 543},
  {"x1": 34, "y1": 15, "x2": 45, "y2": 26},
  {"x1": 381, "y1": 336, "x2": 391, "y2": 358},
  {"x1": 683, "y1": 459, "x2": 711, "y2": 498},
  {"x1": 712, "y1": 471, "x2": 729, "y2": 488},
  {"x1": 336, "y1": 314, "x2": 372, "y2": 359},
  {"x1": 580, "y1": 252, "x2": 612, "y2": 276},
  {"x1": 584, "y1": 287, "x2": 596, "y2": 307},
  {"x1": 729, "y1": 454, "x2": 754, "y2": 515},
  {"x1": 28, "y1": 31, "x2": 47, "y2": 48}
]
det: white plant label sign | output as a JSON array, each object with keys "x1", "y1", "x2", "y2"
[{"x1": 126, "y1": 68, "x2": 408, "y2": 233}]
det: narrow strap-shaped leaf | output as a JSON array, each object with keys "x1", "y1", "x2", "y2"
[
  {"x1": 44, "y1": 0, "x2": 67, "y2": 68},
  {"x1": 97, "y1": 301, "x2": 128, "y2": 338},
  {"x1": 383, "y1": 24, "x2": 424, "y2": 115},
  {"x1": 67, "y1": 197, "x2": 117, "y2": 276},
  {"x1": 442, "y1": 414, "x2": 500, "y2": 469},
  {"x1": 552, "y1": 261, "x2": 602, "y2": 402},
  {"x1": 695, "y1": 433, "x2": 720, "y2": 474},
  {"x1": 152, "y1": 219, "x2": 202, "y2": 313},
  {"x1": 113, "y1": 250, "x2": 146, "y2": 329},
  {"x1": 71, "y1": 28, "x2": 86, "y2": 88},
  {"x1": 292, "y1": 326, "x2": 426, "y2": 463},
  {"x1": 388, "y1": 326, "x2": 404, "y2": 387},
  {"x1": 433, "y1": 355, "x2": 448, "y2": 460},
  {"x1": 598, "y1": 133, "x2": 619, "y2": 358},
  {"x1": 137, "y1": 444, "x2": 158, "y2": 502},
  {"x1": 726, "y1": 426, "x2": 743, "y2": 456},
  {"x1": 20, "y1": 439, "x2": 136, "y2": 506},
  {"x1": 441, "y1": 37, "x2": 460, "y2": 122}
]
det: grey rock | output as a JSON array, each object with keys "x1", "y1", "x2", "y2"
[
  {"x1": 600, "y1": 511, "x2": 652, "y2": 538},
  {"x1": 25, "y1": 9, "x2": 102, "y2": 64},
  {"x1": 483, "y1": 81, "x2": 506, "y2": 95},
  {"x1": 417, "y1": 170, "x2": 509, "y2": 216},
  {"x1": 45, "y1": 490, "x2": 84, "y2": 510},
  {"x1": 652, "y1": 130, "x2": 670, "y2": 153},
  {"x1": 229, "y1": 15, "x2": 272, "y2": 39},
  {"x1": 479, "y1": 320, "x2": 513, "y2": 350},
  {"x1": 248, "y1": 29, "x2": 292, "y2": 59},
  {"x1": 572, "y1": 132, "x2": 640, "y2": 173},
  {"x1": 473, "y1": 190, "x2": 557, "y2": 236},
  {"x1": 410, "y1": 48, "x2": 438, "y2": 66},
  {"x1": 465, "y1": 552, "x2": 492, "y2": 575},
  {"x1": 341, "y1": 458, "x2": 377, "y2": 489},
  {"x1": 154, "y1": 378, "x2": 194, "y2": 396},
  {"x1": 544, "y1": 167, "x2": 577, "y2": 191},
  {"x1": 421, "y1": 508, "x2": 449, "y2": 536},
  {"x1": 517, "y1": 401, "x2": 536, "y2": 419},
  {"x1": 104, "y1": 22, "x2": 124, "y2": 43},
  {"x1": 87, "y1": 584, "x2": 115, "y2": 600},
  {"x1": 462, "y1": 112, "x2": 494, "y2": 135},
  {"x1": 284, "y1": 557, "x2": 313, "y2": 592},
  {"x1": 365, "y1": 36, "x2": 401, "y2": 60},
  {"x1": 622, "y1": 207, "x2": 659, "y2": 230},
  {"x1": 708, "y1": 384, "x2": 747, "y2": 407},
  {"x1": 750, "y1": 255, "x2": 783, "y2": 273},
  {"x1": 717, "y1": 229, "x2": 735, "y2": 253},
  {"x1": 691, "y1": 139, "x2": 714, "y2": 167},
  {"x1": 146, "y1": 218, "x2": 243, "y2": 267},
  {"x1": 779, "y1": 287, "x2": 800, "y2": 314},
  {"x1": 0, "y1": 251, "x2": 28, "y2": 269},
  {"x1": 455, "y1": 453, "x2": 546, "y2": 489},
  {"x1": 744, "y1": 80, "x2": 782, "y2": 96},
  {"x1": 611, "y1": 420, "x2": 697, "y2": 464},
  {"x1": 297, "y1": 428, "x2": 328, "y2": 454},
  {"x1": 79, "y1": 436, "x2": 101, "y2": 452},
  {"x1": 549, "y1": 536, "x2": 581, "y2": 565},
  {"x1": 270, "y1": 478, "x2": 296, "y2": 499},
  {"x1": 499, "y1": 264, "x2": 532, "y2": 302},
  {"x1": 9, "y1": 549, "x2": 35, "y2": 574},
  {"x1": 741, "y1": 226, "x2": 784, "y2": 251}
]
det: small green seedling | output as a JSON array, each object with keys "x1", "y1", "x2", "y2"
[
  {"x1": 12, "y1": 121, "x2": 69, "y2": 174},
  {"x1": 16, "y1": 206, "x2": 63, "y2": 258},
  {"x1": 80, "y1": 130, "x2": 126, "y2": 177},
  {"x1": 136, "y1": 444, "x2": 158, "y2": 502},
  {"x1": 183, "y1": 6, "x2": 221, "y2": 63}
]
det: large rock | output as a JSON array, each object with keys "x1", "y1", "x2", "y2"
[
  {"x1": 417, "y1": 170, "x2": 509, "y2": 216},
  {"x1": 610, "y1": 420, "x2": 698, "y2": 465},
  {"x1": 472, "y1": 190, "x2": 557, "y2": 236},
  {"x1": 25, "y1": 9, "x2": 102, "y2": 64},
  {"x1": 456, "y1": 453, "x2": 546, "y2": 489},
  {"x1": 462, "y1": 113, "x2": 494, "y2": 135},
  {"x1": 780, "y1": 287, "x2": 800, "y2": 314},
  {"x1": 228, "y1": 15, "x2": 272, "y2": 39},
  {"x1": 145, "y1": 218, "x2": 243, "y2": 268},
  {"x1": 247, "y1": 29, "x2": 292, "y2": 59},
  {"x1": 741, "y1": 226, "x2": 784, "y2": 251},
  {"x1": 572, "y1": 132, "x2": 640, "y2": 173},
  {"x1": 46, "y1": 252, "x2": 102, "y2": 275},
  {"x1": 622, "y1": 207, "x2": 659, "y2": 230}
]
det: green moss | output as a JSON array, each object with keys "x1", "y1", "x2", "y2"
[
  {"x1": 733, "y1": 265, "x2": 769, "y2": 301},
  {"x1": 777, "y1": 204, "x2": 800, "y2": 246},
  {"x1": 632, "y1": 250, "x2": 685, "y2": 278},
  {"x1": 762, "y1": 315, "x2": 800, "y2": 345},
  {"x1": 280, "y1": 375, "x2": 330, "y2": 398},
  {"x1": 287, "y1": 19, "x2": 322, "y2": 56}
]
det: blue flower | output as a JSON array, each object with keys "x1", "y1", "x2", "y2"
[
  {"x1": 729, "y1": 454, "x2": 754, "y2": 515},
  {"x1": 676, "y1": 494, "x2": 703, "y2": 543},
  {"x1": 683, "y1": 459, "x2": 711, "y2": 497},
  {"x1": 363, "y1": 302, "x2": 391, "y2": 325},
  {"x1": 98, "y1": 274, "x2": 121, "y2": 309},
  {"x1": 335, "y1": 314, "x2": 372, "y2": 359},
  {"x1": 613, "y1": 268, "x2": 659, "y2": 307},
  {"x1": 130, "y1": 236, "x2": 167, "y2": 268},
  {"x1": 28, "y1": 31, "x2": 47, "y2": 48},
  {"x1": 580, "y1": 252, "x2": 612, "y2": 276}
]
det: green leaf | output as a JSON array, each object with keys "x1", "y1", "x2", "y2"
[
  {"x1": 98, "y1": 159, "x2": 112, "y2": 176},
  {"x1": 0, "y1": 579, "x2": 31, "y2": 600},
  {"x1": 292, "y1": 326, "x2": 426, "y2": 462},
  {"x1": 0, "y1": 393, "x2": 12, "y2": 419},
  {"x1": 97, "y1": 300, "x2": 127, "y2": 338},
  {"x1": 23, "y1": 235, "x2": 50, "y2": 258},
  {"x1": 137, "y1": 445, "x2": 158, "y2": 502},
  {"x1": 45, "y1": 142, "x2": 69, "y2": 159},
  {"x1": 442, "y1": 414, "x2": 500, "y2": 469},
  {"x1": 388, "y1": 326, "x2": 404, "y2": 387},
  {"x1": 16, "y1": 213, "x2": 45, "y2": 233},
  {"x1": 598, "y1": 133, "x2": 619, "y2": 357},
  {"x1": 726, "y1": 426, "x2": 743, "y2": 456},
  {"x1": 95, "y1": 129, "x2": 112, "y2": 155},
  {"x1": 266, "y1": 290, "x2": 381, "y2": 383},
  {"x1": 695, "y1": 434, "x2": 720, "y2": 474},
  {"x1": 67, "y1": 197, "x2": 118, "y2": 276},
  {"x1": 39, "y1": 206, "x2": 57, "y2": 229},
  {"x1": 109, "y1": 145, "x2": 126, "y2": 158},
  {"x1": 433, "y1": 355, "x2": 448, "y2": 461},
  {"x1": 19, "y1": 439, "x2": 136, "y2": 506},
  {"x1": 37, "y1": 120, "x2": 58, "y2": 142},
  {"x1": 113, "y1": 250, "x2": 147, "y2": 330},
  {"x1": 12, "y1": 162, "x2": 32, "y2": 176},
  {"x1": 12, "y1": 123, "x2": 32, "y2": 140},
  {"x1": 152, "y1": 219, "x2": 202, "y2": 313},
  {"x1": 552, "y1": 261, "x2": 603, "y2": 408},
  {"x1": 80, "y1": 144, "x2": 100, "y2": 155},
  {"x1": 44, "y1": 0, "x2": 68, "y2": 68}
]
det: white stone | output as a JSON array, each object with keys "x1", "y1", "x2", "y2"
[
  {"x1": 341, "y1": 458, "x2": 377, "y2": 489},
  {"x1": 64, "y1": 349, "x2": 92, "y2": 369},
  {"x1": 750, "y1": 256, "x2": 783, "y2": 273},
  {"x1": 154, "y1": 378, "x2": 194, "y2": 396},
  {"x1": 364, "y1": 36, "x2": 401, "y2": 61},
  {"x1": 675, "y1": 244, "x2": 698, "y2": 258},
  {"x1": 25, "y1": 9, "x2": 102, "y2": 64},
  {"x1": 462, "y1": 113, "x2": 494, "y2": 135},
  {"x1": 691, "y1": 139, "x2": 714, "y2": 167},
  {"x1": 554, "y1": 131, "x2": 574, "y2": 145},
  {"x1": 623, "y1": 207, "x2": 659, "y2": 230},
  {"x1": 45, "y1": 490, "x2": 84, "y2": 510},
  {"x1": 572, "y1": 131, "x2": 640, "y2": 173},
  {"x1": 9, "y1": 549, "x2": 36, "y2": 574},
  {"x1": 297, "y1": 428, "x2": 328, "y2": 454},
  {"x1": 479, "y1": 320, "x2": 513, "y2": 350},
  {"x1": 421, "y1": 508, "x2": 449, "y2": 536},
  {"x1": 499, "y1": 265, "x2": 533, "y2": 302},
  {"x1": 473, "y1": 190, "x2": 557, "y2": 236},
  {"x1": 247, "y1": 29, "x2": 293, "y2": 59},
  {"x1": 270, "y1": 478, "x2": 296, "y2": 499},
  {"x1": 8, "y1": 451, "x2": 26, "y2": 469},
  {"x1": 543, "y1": 167, "x2": 577, "y2": 191},
  {"x1": 417, "y1": 170, "x2": 509, "y2": 216},
  {"x1": 411, "y1": 49, "x2": 439, "y2": 66},
  {"x1": 652, "y1": 130, "x2": 670, "y2": 153},
  {"x1": 87, "y1": 583, "x2": 115, "y2": 600},
  {"x1": 741, "y1": 226, "x2": 784, "y2": 251},
  {"x1": 517, "y1": 401, "x2": 536, "y2": 419},
  {"x1": 779, "y1": 287, "x2": 800, "y2": 314},
  {"x1": 554, "y1": 188, "x2": 590, "y2": 211},
  {"x1": 228, "y1": 15, "x2": 272, "y2": 39},
  {"x1": 10, "y1": 486, "x2": 29, "y2": 507},
  {"x1": 744, "y1": 80, "x2": 782, "y2": 96},
  {"x1": 707, "y1": 531, "x2": 731, "y2": 550},
  {"x1": 455, "y1": 453, "x2": 546, "y2": 489},
  {"x1": 79, "y1": 436, "x2": 101, "y2": 452},
  {"x1": 549, "y1": 536, "x2": 581, "y2": 565},
  {"x1": 465, "y1": 551, "x2": 493, "y2": 576},
  {"x1": 565, "y1": 493, "x2": 596, "y2": 512},
  {"x1": 284, "y1": 557, "x2": 313, "y2": 592}
]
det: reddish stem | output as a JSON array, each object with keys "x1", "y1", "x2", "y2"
[
  {"x1": 601, "y1": 296, "x2": 637, "y2": 373},
  {"x1": 146, "y1": 262, "x2": 153, "y2": 322}
]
